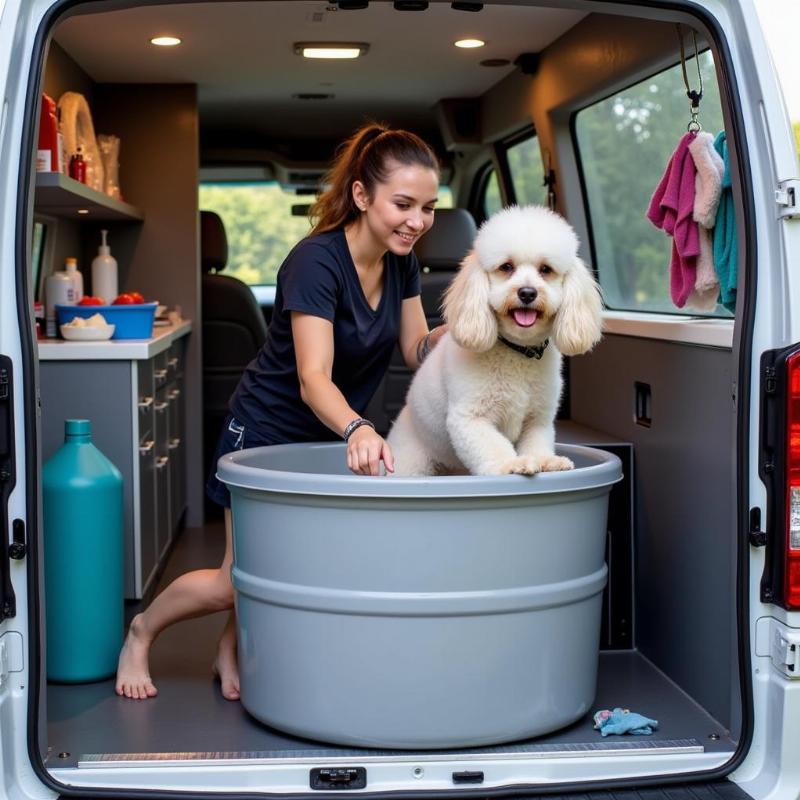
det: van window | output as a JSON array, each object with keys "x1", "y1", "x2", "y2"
[
  {"x1": 200, "y1": 183, "x2": 454, "y2": 286},
  {"x1": 506, "y1": 133, "x2": 549, "y2": 207},
  {"x1": 482, "y1": 168, "x2": 503, "y2": 218},
  {"x1": 575, "y1": 52, "x2": 729, "y2": 315},
  {"x1": 199, "y1": 181, "x2": 313, "y2": 287}
]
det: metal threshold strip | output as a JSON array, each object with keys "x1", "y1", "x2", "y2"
[{"x1": 78, "y1": 739, "x2": 705, "y2": 769}]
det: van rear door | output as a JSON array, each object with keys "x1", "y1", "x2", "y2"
[{"x1": 0, "y1": 0, "x2": 52, "y2": 797}]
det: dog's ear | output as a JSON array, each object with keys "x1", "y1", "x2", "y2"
[
  {"x1": 551, "y1": 258, "x2": 603, "y2": 356},
  {"x1": 442, "y1": 250, "x2": 497, "y2": 352}
]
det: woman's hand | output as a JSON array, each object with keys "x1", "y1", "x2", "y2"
[{"x1": 347, "y1": 426, "x2": 395, "y2": 476}]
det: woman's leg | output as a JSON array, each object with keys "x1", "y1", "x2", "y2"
[{"x1": 115, "y1": 509, "x2": 235, "y2": 700}]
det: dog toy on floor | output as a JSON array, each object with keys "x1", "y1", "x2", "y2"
[{"x1": 593, "y1": 708, "x2": 659, "y2": 736}]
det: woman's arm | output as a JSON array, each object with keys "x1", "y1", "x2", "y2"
[
  {"x1": 292, "y1": 311, "x2": 393, "y2": 475},
  {"x1": 398, "y1": 296, "x2": 447, "y2": 370}
]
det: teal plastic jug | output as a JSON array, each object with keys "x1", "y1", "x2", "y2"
[{"x1": 43, "y1": 419, "x2": 123, "y2": 682}]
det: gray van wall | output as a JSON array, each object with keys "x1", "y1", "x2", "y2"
[{"x1": 571, "y1": 336, "x2": 737, "y2": 732}]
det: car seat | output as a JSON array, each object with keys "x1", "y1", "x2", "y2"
[{"x1": 200, "y1": 210, "x2": 268, "y2": 496}]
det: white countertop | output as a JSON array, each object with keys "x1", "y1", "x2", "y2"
[{"x1": 38, "y1": 320, "x2": 192, "y2": 361}]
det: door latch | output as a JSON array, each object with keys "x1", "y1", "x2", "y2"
[{"x1": 776, "y1": 179, "x2": 800, "y2": 220}]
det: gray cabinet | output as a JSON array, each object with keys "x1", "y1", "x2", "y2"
[{"x1": 40, "y1": 330, "x2": 189, "y2": 599}]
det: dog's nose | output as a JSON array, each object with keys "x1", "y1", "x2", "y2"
[{"x1": 517, "y1": 287, "x2": 538, "y2": 305}]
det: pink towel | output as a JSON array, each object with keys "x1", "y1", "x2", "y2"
[
  {"x1": 686, "y1": 132, "x2": 725, "y2": 311},
  {"x1": 647, "y1": 133, "x2": 700, "y2": 308}
]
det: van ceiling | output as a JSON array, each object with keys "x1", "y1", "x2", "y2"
[{"x1": 53, "y1": 1, "x2": 585, "y2": 156}]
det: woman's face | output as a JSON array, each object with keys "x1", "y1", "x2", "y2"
[{"x1": 354, "y1": 161, "x2": 439, "y2": 256}]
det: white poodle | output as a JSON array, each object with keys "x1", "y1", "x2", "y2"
[{"x1": 387, "y1": 205, "x2": 603, "y2": 476}]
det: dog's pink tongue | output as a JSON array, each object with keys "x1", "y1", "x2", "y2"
[{"x1": 512, "y1": 308, "x2": 538, "y2": 327}]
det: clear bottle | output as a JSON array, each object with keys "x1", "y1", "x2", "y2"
[
  {"x1": 91, "y1": 229, "x2": 118, "y2": 304},
  {"x1": 64, "y1": 256, "x2": 83, "y2": 302},
  {"x1": 45, "y1": 270, "x2": 75, "y2": 337}
]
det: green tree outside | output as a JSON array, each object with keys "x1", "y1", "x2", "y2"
[{"x1": 575, "y1": 51, "x2": 727, "y2": 314}]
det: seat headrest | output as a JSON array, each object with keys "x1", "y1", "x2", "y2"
[
  {"x1": 201, "y1": 210, "x2": 228, "y2": 274},
  {"x1": 414, "y1": 208, "x2": 477, "y2": 272}
]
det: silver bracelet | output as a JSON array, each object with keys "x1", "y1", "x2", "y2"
[{"x1": 343, "y1": 417, "x2": 375, "y2": 442}]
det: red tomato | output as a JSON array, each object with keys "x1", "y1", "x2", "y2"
[
  {"x1": 78, "y1": 296, "x2": 104, "y2": 306},
  {"x1": 112, "y1": 293, "x2": 137, "y2": 305},
  {"x1": 128, "y1": 291, "x2": 145, "y2": 304}
]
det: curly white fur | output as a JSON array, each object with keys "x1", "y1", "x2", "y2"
[{"x1": 387, "y1": 205, "x2": 603, "y2": 476}]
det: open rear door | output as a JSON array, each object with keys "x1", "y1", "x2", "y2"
[{"x1": 0, "y1": 0, "x2": 54, "y2": 797}]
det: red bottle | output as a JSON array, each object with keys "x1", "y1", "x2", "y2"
[
  {"x1": 37, "y1": 94, "x2": 59, "y2": 172},
  {"x1": 69, "y1": 147, "x2": 86, "y2": 184}
]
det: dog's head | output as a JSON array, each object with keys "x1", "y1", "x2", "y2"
[{"x1": 442, "y1": 205, "x2": 603, "y2": 356}]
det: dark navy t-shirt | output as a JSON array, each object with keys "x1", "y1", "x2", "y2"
[{"x1": 229, "y1": 229, "x2": 421, "y2": 443}]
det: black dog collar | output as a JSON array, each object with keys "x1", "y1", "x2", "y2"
[{"x1": 498, "y1": 336, "x2": 550, "y2": 360}]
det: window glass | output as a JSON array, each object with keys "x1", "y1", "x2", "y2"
[
  {"x1": 199, "y1": 182, "x2": 312, "y2": 286},
  {"x1": 507, "y1": 135, "x2": 549, "y2": 207},
  {"x1": 200, "y1": 182, "x2": 454, "y2": 286},
  {"x1": 483, "y1": 169, "x2": 502, "y2": 218},
  {"x1": 436, "y1": 186, "x2": 453, "y2": 209},
  {"x1": 575, "y1": 51, "x2": 729, "y2": 315}
]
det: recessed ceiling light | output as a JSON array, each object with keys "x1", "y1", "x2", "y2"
[
  {"x1": 455, "y1": 38, "x2": 485, "y2": 48},
  {"x1": 150, "y1": 36, "x2": 182, "y2": 47},
  {"x1": 77, "y1": 209, "x2": 89, "y2": 215},
  {"x1": 294, "y1": 42, "x2": 369, "y2": 59}
]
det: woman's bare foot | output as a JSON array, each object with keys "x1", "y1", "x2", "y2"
[
  {"x1": 213, "y1": 614, "x2": 240, "y2": 700},
  {"x1": 212, "y1": 648, "x2": 240, "y2": 701},
  {"x1": 115, "y1": 614, "x2": 158, "y2": 699}
]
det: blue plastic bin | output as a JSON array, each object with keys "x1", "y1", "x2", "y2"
[{"x1": 56, "y1": 303, "x2": 157, "y2": 339}]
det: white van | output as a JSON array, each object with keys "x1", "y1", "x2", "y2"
[{"x1": 0, "y1": 0, "x2": 798, "y2": 798}]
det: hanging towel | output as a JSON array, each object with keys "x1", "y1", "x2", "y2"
[
  {"x1": 646, "y1": 133, "x2": 700, "y2": 308},
  {"x1": 686, "y1": 132, "x2": 725, "y2": 311},
  {"x1": 713, "y1": 132, "x2": 738, "y2": 312}
]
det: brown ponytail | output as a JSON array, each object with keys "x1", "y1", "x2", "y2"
[{"x1": 310, "y1": 122, "x2": 439, "y2": 236}]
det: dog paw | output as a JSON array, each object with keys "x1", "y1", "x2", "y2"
[
  {"x1": 540, "y1": 455, "x2": 574, "y2": 472},
  {"x1": 498, "y1": 455, "x2": 541, "y2": 475}
]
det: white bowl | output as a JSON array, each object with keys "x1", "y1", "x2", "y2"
[{"x1": 60, "y1": 324, "x2": 116, "y2": 341}]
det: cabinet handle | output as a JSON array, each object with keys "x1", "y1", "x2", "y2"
[
  {"x1": 156, "y1": 455, "x2": 170, "y2": 469},
  {"x1": 168, "y1": 437, "x2": 181, "y2": 450},
  {"x1": 138, "y1": 396, "x2": 154, "y2": 410},
  {"x1": 139, "y1": 440, "x2": 155, "y2": 455},
  {"x1": 169, "y1": 388, "x2": 181, "y2": 400},
  {"x1": 154, "y1": 401, "x2": 168, "y2": 412},
  {"x1": 168, "y1": 358, "x2": 179, "y2": 367},
  {"x1": 154, "y1": 369, "x2": 168, "y2": 380}
]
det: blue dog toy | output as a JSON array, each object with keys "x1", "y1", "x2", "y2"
[{"x1": 593, "y1": 708, "x2": 659, "y2": 736}]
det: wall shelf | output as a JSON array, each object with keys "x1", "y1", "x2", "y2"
[{"x1": 35, "y1": 172, "x2": 144, "y2": 222}]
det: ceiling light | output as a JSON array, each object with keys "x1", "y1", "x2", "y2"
[
  {"x1": 77, "y1": 209, "x2": 89, "y2": 215},
  {"x1": 294, "y1": 42, "x2": 369, "y2": 59},
  {"x1": 150, "y1": 36, "x2": 181, "y2": 46},
  {"x1": 455, "y1": 38, "x2": 485, "y2": 49}
]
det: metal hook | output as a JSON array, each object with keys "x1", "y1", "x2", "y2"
[{"x1": 677, "y1": 24, "x2": 703, "y2": 132}]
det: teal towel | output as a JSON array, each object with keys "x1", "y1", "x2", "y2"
[{"x1": 713, "y1": 132, "x2": 737, "y2": 312}]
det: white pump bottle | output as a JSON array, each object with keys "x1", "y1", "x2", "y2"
[{"x1": 91, "y1": 229, "x2": 118, "y2": 304}]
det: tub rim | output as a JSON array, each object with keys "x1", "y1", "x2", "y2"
[{"x1": 218, "y1": 441, "x2": 622, "y2": 499}]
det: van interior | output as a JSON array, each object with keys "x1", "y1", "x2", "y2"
[{"x1": 31, "y1": 0, "x2": 745, "y2": 793}]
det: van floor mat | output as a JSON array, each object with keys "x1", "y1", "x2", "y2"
[
  {"x1": 522, "y1": 782, "x2": 753, "y2": 800},
  {"x1": 47, "y1": 526, "x2": 738, "y2": 769}
]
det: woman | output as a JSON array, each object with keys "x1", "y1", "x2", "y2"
[{"x1": 116, "y1": 122, "x2": 445, "y2": 700}]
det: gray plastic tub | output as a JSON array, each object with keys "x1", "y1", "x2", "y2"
[{"x1": 218, "y1": 442, "x2": 622, "y2": 750}]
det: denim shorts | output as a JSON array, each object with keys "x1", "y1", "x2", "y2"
[{"x1": 206, "y1": 414, "x2": 274, "y2": 508}]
